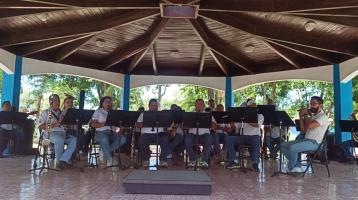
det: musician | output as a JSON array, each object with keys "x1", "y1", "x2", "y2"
[
  {"x1": 184, "y1": 99, "x2": 217, "y2": 168},
  {"x1": 38, "y1": 94, "x2": 77, "y2": 169},
  {"x1": 137, "y1": 99, "x2": 169, "y2": 168},
  {"x1": 166, "y1": 104, "x2": 184, "y2": 159},
  {"x1": 213, "y1": 104, "x2": 234, "y2": 163},
  {"x1": 205, "y1": 99, "x2": 215, "y2": 112},
  {"x1": 0, "y1": 101, "x2": 26, "y2": 156},
  {"x1": 91, "y1": 96, "x2": 126, "y2": 167},
  {"x1": 226, "y1": 100, "x2": 264, "y2": 172},
  {"x1": 281, "y1": 96, "x2": 329, "y2": 172}
]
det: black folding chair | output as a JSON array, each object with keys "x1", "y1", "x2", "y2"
[{"x1": 300, "y1": 129, "x2": 330, "y2": 177}]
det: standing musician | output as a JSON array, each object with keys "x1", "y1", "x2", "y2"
[
  {"x1": 226, "y1": 100, "x2": 264, "y2": 172},
  {"x1": 281, "y1": 96, "x2": 329, "y2": 173},
  {"x1": 136, "y1": 99, "x2": 169, "y2": 168},
  {"x1": 38, "y1": 94, "x2": 77, "y2": 169},
  {"x1": 91, "y1": 96, "x2": 126, "y2": 167},
  {"x1": 213, "y1": 104, "x2": 234, "y2": 163},
  {"x1": 0, "y1": 101, "x2": 26, "y2": 157},
  {"x1": 166, "y1": 104, "x2": 184, "y2": 159},
  {"x1": 184, "y1": 99, "x2": 217, "y2": 168}
]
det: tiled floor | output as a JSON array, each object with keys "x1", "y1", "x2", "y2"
[{"x1": 0, "y1": 155, "x2": 358, "y2": 200}]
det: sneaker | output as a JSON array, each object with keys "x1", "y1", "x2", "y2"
[
  {"x1": 187, "y1": 161, "x2": 196, "y2": 167},
  {"x1": 160, "y1": 161, "x2": 168, "y2": 168},
  {"x1": 143, "y1": 160, "x2": 150, "y2": 168},
  {"x1": 166, "y1": 154, "x2": 173, "y2": 159},
  {"x1": 252, "y1": 163, "x2": 260, "y2": 172},
  {"x1": 226, "y1": 161, "x2": 240, "y2": 169},
  {"x1": 200, "y1": 161, "x2": 209, "y2": 169},
  {"x1": 290, "y1": 166, "x2": 305, "y2": 173},
  {"x1": 106, "y1": 159, "x2": 113, "y2": 167}
]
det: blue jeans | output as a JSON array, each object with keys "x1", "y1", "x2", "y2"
[
  {"x1": 139, "y1": 133, "x2": 169, "y2": 161},
  {"x1": 227, "y1": 135, "x2": 260, "y2": 164},
  {"x1": 184, "y1": 133, "x2": 212, "y2": 162},
  {"x1": 167, "y1": 134, "x2": 183, "y2": 155},
  {"x1": 264, "y1": 137, "x2": 283, "y2": 157},
  {"x1": 95, "y1": 130, "x2": 126, "y2": 161},
  {"x1": 50, "y1": 131, "x2": 77, "y2": 163},
  {"x1": 0, "y1": 127, "x2": 26, "y2": 155},
  {"x1": 281, "y1": 139, "x2": 319, "y2": 170},
  {"x1": 213, "y1": 132, "x2": 229, "y2": 154}
]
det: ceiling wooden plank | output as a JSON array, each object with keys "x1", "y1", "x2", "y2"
[
  {"x1": 189, "y1": 18, "x2": 254, "y2": 74},
  {"x1": 0, "y1": 10, "x2": 160, "y2": 47},
  {"x1": 199, "y1": 0, "x2": 358, "y2": 13},
  {"x1": 198, "y1": 44, "x2": 206, "y2": 76},
  {"x1": 264, "y1": 39, "x2": 335, "y2": 64},
  {"x1": 54, "y1": 35, "x2": 96, "y2": 62},
  {"x1": 152, "y1": 44, "x2": 158, "y2": 75},
  {"x1": 0, "y1": 0, "x2": 65, "y2": 9},
  {"x1": 0, "y1": 8, "x2": 60, "y2": 19},
  {"x1": 262, "y1": 40, "x2": 301, "y2": 69},
  {"x1": 127, "y1": 19, "x2": 170, "y2": 73},
  {"x1": 199, "y1": 11, "x2": 358, "y2": 56},
  {"x1": 17, "y1": 34, "x2": 92, "y2": 56},
  {"x1": 18, "y1": 0, "x2": 159, "y2": 9},
  {"x1": 287, "y1": 13, "x2": 358, "y2": 28}
]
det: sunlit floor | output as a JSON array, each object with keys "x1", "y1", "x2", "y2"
[{"x1": 0, "y1": 154, "x2": 358, "y2": 200}]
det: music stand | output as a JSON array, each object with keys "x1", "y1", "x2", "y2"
[
  {"x1": 61, "y1": 109, "x2": 94, "y2": 171},
  {"x1": 0, "y1": 111, "x2": 27, "y2": 157},
  {"x1": 183, "y1": 112, "x2": 212, "y2": 171},
  {"x1": 339, "y1": 120, "x2": 358, "y2": 132},
  {"x1": 271, "y1": 111, "x2": 295, "y2": 177},
  {"x1": 143, "y1": 111, "x2": 173, "y2": 170},
  {"x1": 104, "y1": 110, "x2": 141, "y2": 170}
]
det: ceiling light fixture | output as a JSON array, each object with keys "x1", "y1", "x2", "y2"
[
  {"x1": 304, "y1": 20, "x2": 316, "y2": 32},
  {"x1": 170, "y1": 50, "x2": 180, "y2": 58},
  {"x1": 38, "y1": 14, "x2": 49, "y2": 22},
  {"x1": 95, "y1": 38, "x2": 106, "y2": 48},
  {"x1": 244, "y1": 44, "x2": 255, "y2": 53}
]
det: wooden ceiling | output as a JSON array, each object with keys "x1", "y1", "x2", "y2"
[{"x1": 1, "y1": 0, "x2": 358, "y2": 77}]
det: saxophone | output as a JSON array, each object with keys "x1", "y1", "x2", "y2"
[
  {"x1": 352, "y1": 112, "x2": 358, "y2": 143},
  {"x1": 42, "y1": 109, "x2": 52, "y2": 146}
]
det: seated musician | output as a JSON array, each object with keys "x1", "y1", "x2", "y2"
[
  {"x1": 166, "y1": 104, "x2": 184, "y2": 159},
  {"x1": 213, "y1": 104, "x2": 234, "y2": 163},
  {"x1": 91, "y1": 96, "x2": 126, "y2": 167},
  {"x1": 184, "y1": 99, "x2": 217, "y2": 168},
  {"x1": 136, "y1": 99, "x2": 169, "y2": 168},
  {"x1": 205, "y1": 99, "x2": 216, "y2": 112},
  {"x1": 38, "y1": 94, "x2": 77, "y2": 169},
  {"x1": 281, "y1": 96, "x2": 329, "y2": 173},
  {"x1": 0, "y1": 101, "x2": 26, "y2": 156},
  {"x1": 62, "y1": 95, "x2": 91, "y2": 155},
  {"x1": 226, "y1": 100, "x2": 264, "y2": 172}
]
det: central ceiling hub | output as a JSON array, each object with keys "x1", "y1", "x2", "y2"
[{"x1": 160, "y1": 3, "x2": 199, "y2": 19}]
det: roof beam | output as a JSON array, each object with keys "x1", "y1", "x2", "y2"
[
  {"x1": 0, "y1": 9, "x2": 61, "y2": 19},
  {"x1": 18, "y1": 0, "x2": 159, "y2": 9},
  {"x1": 189, "y1": 18, "x2": 254, "y2": 74},
  {"x1": 16, "y1": 34, "x2": 92, "y2": 56},
  {"x1": 127, "y1": 19, "x2": 170, "y2": 73},
  {"x1": 262, "y1": 40, "x2": 301, "y2": 69},
  {"x1": 209, "y1": 51, "x2": 228, "y2": 76},
  {"x1": 199, "y1": 0, "x2": 358, "y2": 13},
  {"x1": 152, "y1": 44, "x2": 158, "y2": 75},
  {"x1": 0, "y1": 10, "x2": 159, "y2": 47},
  {"x1": 199, "y1": 11, "x2": 358, "y2": 56},
  {"x1": 54, "y1": 35, "x2": 95, "y2": 62},
  {"x1": 198, "y1": 45, "x2": 206, "y2": 76}
]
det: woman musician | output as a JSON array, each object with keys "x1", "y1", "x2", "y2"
[{"x1": 166, "y1": 104, "x2": 184, "y2": 159}]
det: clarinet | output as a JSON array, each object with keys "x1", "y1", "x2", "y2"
[
  {"x1": 130, "y1": 130, "x2": 136, "y2": 163},
  {"x1": 42, "y1": 109, "x2": 52, "y2": 146}
]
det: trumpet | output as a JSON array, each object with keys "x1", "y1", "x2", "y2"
[
  {"x1": 298, "y1": 108, "x2": 314, "y2": 116},
  {"x1": 169, "y1": 122, "x2": 179, "y2": 138}
]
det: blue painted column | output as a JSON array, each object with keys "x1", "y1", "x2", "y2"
[
  {"x1": 225, "y1": 76, "x2": 234, "y2": 110},
  {"x1": 79, "y1": 90, "x2": 85, "y2": 109},
  {"x1": 333, "y1": 64, "x2": 353, "y2": 144},
  {"x1": 1, "y1": 56, "x2": 22, "y2": 111},
  {"x1": 121, "y1": 74, "x2": 130, "y2": 111}
]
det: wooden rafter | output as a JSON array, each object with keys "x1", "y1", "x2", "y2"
[
  {"x1": 199, "y1": 11, "x2": 358, "y2": 56},
  {"x1": 0, "y1": 10, "x2": 159, "y2": 47},
  {"x1": 198, "y1": 44, "x2": 206, "y2": 76},
  {"x1": 0, "y1": 0, "x2": 65, "y2": 9},
  {"x1": 199, "y1": 0, "x2": 358, "y2": 13},
  {"x1": 16, "y1": 34, "x2": 92, "y2": 56},
  {"x1": 209, "y1": 51, "x2": 228, "y2": 76},
  {"x1": 54, "y1": 35, "x2": 95, "y2": 62},
  {"x1": 262, "y1": 40, "x2": 301, "y2": 69},
  {"x1": 152, "y1": 44, "x2": 158, "y2": 75},
  {"x1": 189, "y1": 18, "x2": 254, "y2": 74},
  {"x1": 127, "y1": 19, "x2": 170, "y2": 73},
  {"x1": 0, "y1": 9, "x2": 61, "y2": 19}
]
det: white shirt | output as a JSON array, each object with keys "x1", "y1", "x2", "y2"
[
  {"x1": 188, "y1": 115, "x2": 216, "y2": 136},
  {"x1": 137, "y1": 113, "x2": 164, "y2": 134},
  {"x1": 216, "y1": 123, "x2": 231, "y2": 134},
  {"x1": 39, "y1": 109, "x2": 65, "y2": 132},
  {"x1": 92, "y1": 108, "x2": 112, "y2": 132},
  {"x1": 234, "y1": 114, "x2": 264, "y2": 136},
  {"x1": 305, "y1": 110, "x2": 330, "y2": 143}
]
